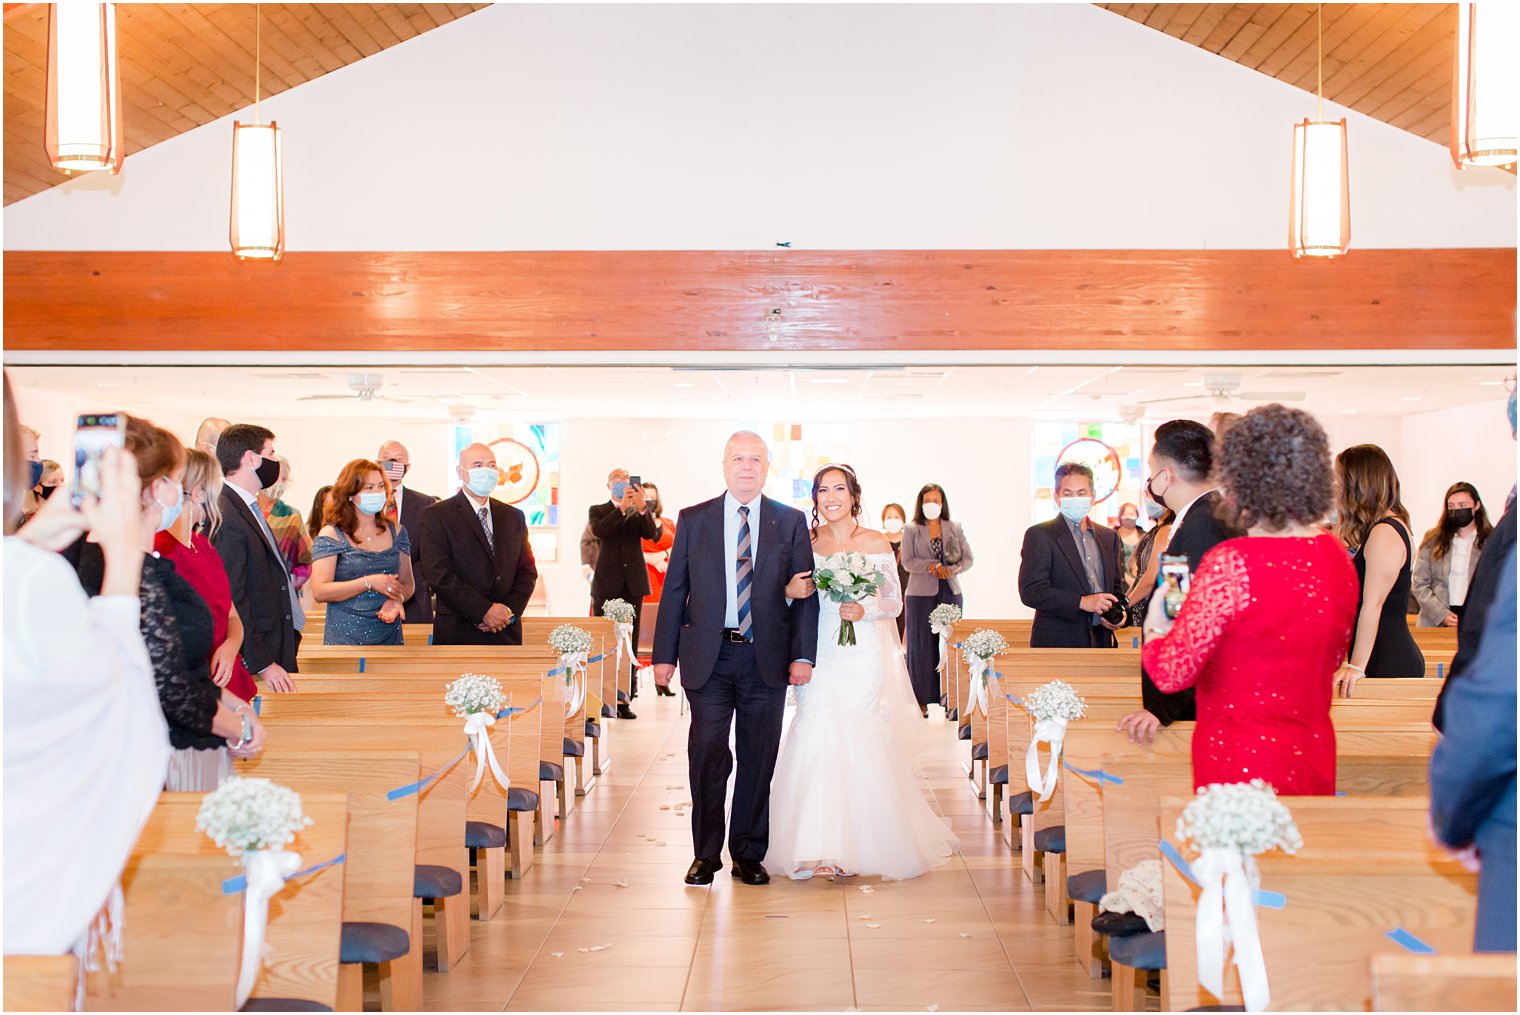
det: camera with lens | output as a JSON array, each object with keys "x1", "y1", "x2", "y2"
[{"x1": 1101, "y1": 591, "x2": 1130, "y2": 628}]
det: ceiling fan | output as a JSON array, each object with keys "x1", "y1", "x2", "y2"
[
  {"x1": 1139, "y1": 372, "x2": 1306, "y2": 407},
  {"x1": 296, "y1": 373, "x2": 413, "y2": 403}
]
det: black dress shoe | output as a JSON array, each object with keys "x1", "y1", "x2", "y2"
[
  {"x1": 617, "y1": 703, "x2": 637, "y2": 720},
  {"x1": 731, "y1": 859, "x2": 770, "y2": 885},
  {"x1": 684, "y1": 857, "x2": 722, "y2": 885},
  {"x1": 1091, "y1": 910, "x2": 1150, "y2": 936}
]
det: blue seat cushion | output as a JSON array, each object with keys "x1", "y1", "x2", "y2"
[
  {"x1": 507, "y1": 786, "x2": 540, "y2": 812},
  {"x1": 414, "y1": 864, "x2": 463, "y2": 899},
  {"x1": 958, "y1": 723, "x2": 971, "y2": 741},
  {"x1": 465, "y1": 820, "x2": 507, "y2": 849},
  {"x1": 540, "y1": 761, "x2": 564, "y2": 781},
  {"x1": 990, "y1": 764, "x2": 1008, "y2": 785},
  {"x1": 563, "y1": 738, "x2": 585, "y2": 758},
  {"x1": 601, "y1": 703, "x2": 614, "y2": 719},
  {"x1": 1108, "y1": 929, "x2": 1166, "y2": 970},
  {"x1": 585, "y1": 719, "x2": 599, "y2": 738},
  {"x1": 339, "y1": 921, "x2": 410, "y2": 965},
  {"x1": 1008, "y1": 791, "x2": 1034, "y2": 816},
  {"x1": 971, "y1": 741, "x2": 988, "y2": 761},
  {"x1": 1068, "y1": 869, "x2": 1107, "y2": 903},
  {"x1": 241, "y1": 1001, "x2": 332, "y2": 1012},
  {"x1": 1033, "y1": 825, "x2": 1066, "y2": 853}
]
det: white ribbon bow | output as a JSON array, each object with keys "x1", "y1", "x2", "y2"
[
  {"x1": 1193, "y1": 848, "x2": 1271, "y2": 1012},
  {"x1": 235, "y1": 848, "x2": 301, "y2": 1008},
  {"x1": 561, "y1": 651, "x2": 588, "y2": 718},
  {"x1": 966, "y1": 654, "x2": 990, "y2": 716},
  {"x1": 931, "y1": 623, "x2": 953, "y2": 684},
  {"x1": 1024, "y1": 715, "x2": 1069, "y2": 803},
  {"x1": 463, "y1": 710, "x2": 510, "y2": 792}
]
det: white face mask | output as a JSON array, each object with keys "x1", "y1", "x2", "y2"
[
  {"x1": 883, "y1": 517, "x2": 905, "y2": 534},
  {"x1": 921, "y1": 502, "x2": 943, "y2": 521},
  {"x1": 1058, "y1": 496, "x2": 1092, "y2": 522}
]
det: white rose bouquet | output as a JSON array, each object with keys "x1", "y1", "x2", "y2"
[
  {"x1": 812, "y1": 551, "x2": 887, "y2": 647},
  {"x1": 197, "y1": 777, "x2": 312, "y2": 1008},
  {"x1": 444, "y1": 673, "x2": 506, "y2": 719},
  {"x1": 1176, "y1": 780, "x2": 1301, "y2": 1012},
  {"x1": 1023, "y1": 679, "x2": 1086, "y2": 802}
]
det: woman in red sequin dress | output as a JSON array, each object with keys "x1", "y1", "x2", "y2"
[{"x1": 1142, "y1": 405, "x2": 1358, "y2": 795}]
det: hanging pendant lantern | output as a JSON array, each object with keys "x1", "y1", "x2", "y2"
[
  {"x1": 44, "y1": 2, "x2": 125, "y2": 174},
  {"x1": 229, "y1": 5, "x2": 283, "y2": 261},
  {"x1": 1452, "y1": 4, "x2": 1519, "y2": 169},
  {"x1": 230, "y1": 121, "x2": 284, "y2": 260},
  {"x1": 1289, "y1": 119, "x2": 1350, "y2": 258}
]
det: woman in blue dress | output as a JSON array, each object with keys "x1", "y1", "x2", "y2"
[{"x1": 308, "y1": 459, "x2": 414, "y2": 645}]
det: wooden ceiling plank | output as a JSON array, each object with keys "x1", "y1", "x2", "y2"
[
  {"x1": 1199, "y1": 5, "x2": 1262, "y2": 53},
  {"x1": 255, "y1": 6, "x2": 345, "y2": 79},
  {"x1": 357, "y1": 4, "x2": 410, "y2": 48},
  {"x1": 1338, "y1": 17, "x2": 1453, "y2": 110},
  {"x1": 117, "y1": 8, "x2": 257, "y2": 127},
  {"x1": 1180, "y1": 5, "x2": 1232, "y2": 45},
  {"x1": 1144, "y1": 5, "x2": 1183, "y2": 31},
  {"x1": 1358, "y1": 32, "x2": 1453, "y2": 119},
  {"x1": 1235, "y1": 3, "x2": 1316, "y2": 72},
  {"x1": 1405, "y1": 102, "x2": 1453, "y2": 142},
  {"x1": 1253, "y1": 1, "x2": 1336, "y2": 78},
  {"x1": 1278, "y1": 2, "x2": 1387, "y2": 93},
  {"x1": 1126, "y1": 4, "x2": 1158, "y2": 26},
  {"x1": 1159, "y1": 4, "x2": 1209, "y2": 40},
  {"x1": 1320, "y1": 3, "x2": 1447, "y2": 99},
  {"x1": 159, "y1": 4, "x2": 265, "y2": 104},
  {"x1": 196, "y1": 4, "x2": 311, "y2": 93},
  {"x1": 444, "y1": 4, "x2": 478, "y2": 20},
  {"x1": 293, "y1": 5, "x2": 365, "y2": 66},
  {"x1": 321, "y1": 4, "x2": 386, "y2": 59},
  {"x1": 1219, "y1": 5, "x2": 1293, "y2": 65}
]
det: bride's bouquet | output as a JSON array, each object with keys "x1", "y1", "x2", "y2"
[{"x1": 812, "y1": 551, "x2": 886, "y2": 647}]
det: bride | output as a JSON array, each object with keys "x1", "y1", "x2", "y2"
[{"x1": 764, "y1": 463, "x2": 960, "y2": 881}]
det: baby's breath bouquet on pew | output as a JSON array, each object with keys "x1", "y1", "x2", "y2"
[
  {"x1": 961, "y1": 628, "x2": 1007, "y2": 716},
  {"x1": 812, "y1": 551, "x2": 887, "y2": 647},
  {"x1": 602, "y1": 599, "x2": 639, "y2": 693},
  {"x1": 1176, "y1": 780, "x2": 1302, "y2": 1012},
  {"x1": 1023, "y1": 679, "x2": 1087, "y2": 802},
  {"x1": 601, "y1": 598, "x2": 636, "y2": 626},
  {"x1": 445, "y1": 673, "x2": 509, "y2": 791},
  {"x1": 197, "y1": 778, "x2": 312, "y2": 1007},
  {"x1": 549, "y1": 624, "x2": 593, "y2": 718}
]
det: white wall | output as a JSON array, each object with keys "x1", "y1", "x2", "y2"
[
  {"x1": 1400, "y1": 399, "x2": 1517, "y2": 535},
  {"x1": 6, "y1": 3, "x2": 1513, "y2": 251}
]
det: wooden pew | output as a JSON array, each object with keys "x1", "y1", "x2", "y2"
[
  {"x1": 86, "y1": 791, "x2": 348, "y2": 1012},
  {"x1": 256, "y1": 719, "x2": 474, "y2": 975},
  {"x1": 1371, "y1": 953, "x2": 1517, "y2": 1012},
  {"x1": 234, "y1": 752, "x2": 421, "y2": 1011},
  {"x1": 3, "y1": 956, "x2": 78, "y2": 1012},
  {"x1": 1157, "y1": 796, "x2": 1479, "y2": 1012},
  {"x1": 271, "y1": 678, "x2": 549, "y2": 879}
]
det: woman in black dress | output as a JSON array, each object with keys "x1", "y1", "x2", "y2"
[{"x1": 1333, "y1": 444, "x2": 1425, "y2": 691}]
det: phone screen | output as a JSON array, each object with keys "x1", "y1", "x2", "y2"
[
  {"x1": 1159, "y1": 554, "x2": 1191, "y2": 619},
  {"x1": 74, "y1": 413, "x2": 125, "y2": 506}
]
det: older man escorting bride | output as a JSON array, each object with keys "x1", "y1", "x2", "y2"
[{"x1": 764, "y1": 463, "x2": 960, "y2": 881}]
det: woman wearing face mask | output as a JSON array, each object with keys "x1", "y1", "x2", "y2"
[
  {"x1": 881, "y1": 503, "x2": 912, "y2": 640},
  {"x1": 18, "y1": 423, "x2": 43, "y2": 521},
  {"x1": 1114, "y1": 501, "x2": 1145, "y2": 580},
  {"x1": 155, "y1": 449, "x2": 260, "y2": 704},
  {"x1": 257, "y1": 455, "x2": 313, "y2": 596},
  {"x1": 901, "y1": 484, "x2": 975, "y2": 714},
  {"x1": 308, "y1": 458, "x2": 414, "y2": 645},
  {"x1": 1412, "y1": 482, "x2": 1493, "y2": 629},
  {"x1": 69, "y1": 416, "x2": 253, "y2": 791},
  {"x1": 640, "y1": 482, "x2": 680, "y2": 696},
  {"x1": 33, "y1": 459, "x2": 63, "y2": 502}
]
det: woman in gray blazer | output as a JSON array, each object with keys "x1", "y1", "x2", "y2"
[
  {"x1": 1412, "y1": 481, "x2": 1492, "y2": 627},
  {"x1": 900, "y1": 484, "x2": 975, "y2": 712}
]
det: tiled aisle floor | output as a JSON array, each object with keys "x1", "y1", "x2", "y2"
[{"x1": 410, "y1": 693, "x2": 1137, "y2": 1012}]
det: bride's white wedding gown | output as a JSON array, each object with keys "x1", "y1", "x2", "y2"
[{"x1": 764, "y1": 551, "x2": 960, "y2": 880}]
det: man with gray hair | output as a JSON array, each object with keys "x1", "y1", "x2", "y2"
[{"x1": 589, "y1": 467, "x2": 660, "y2": 719}]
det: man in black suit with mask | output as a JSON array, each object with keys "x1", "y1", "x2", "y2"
[
  {"x1": 1018, "y1": 462, "x2": 1127, "y2": 649},
  {"x1": 590, "y1": 467, "x2": 661, "y2": 718},
  {"x1": 377, "y1": 439, "x2": 439, "y2": 625},
  {"x1": 1118, "y1": 419, "x2": 1236, "y2": 743},
  {"x1": 214, "y1": 423, "x2": 303, "y2": 692}
]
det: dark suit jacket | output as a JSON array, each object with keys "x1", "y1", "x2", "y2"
[
  {"x1": 1018, "y1": 516, "x2": 1125, "y2": 649},
  {"x1": 651, "y1": 494, "x2": 820, "y2": 690},
  {"x1": 213, "y1": 486, "x2": 299, "y2": 674},
  {"x1": 589, "y1": 500, "x2": 659, "y2": 600},
  {"x1": 417, "y1": 491, "x2": 538, "y2": 646},
  {"x1": 396, "y1": 486, "x2": 439, "y2": 624},
  {"x1": 1434, "y1": 500, "x2": 1517, "y2": 731},
  {"x1": 1141, "y1": 490, "x2": 1235, "y2": 724}
]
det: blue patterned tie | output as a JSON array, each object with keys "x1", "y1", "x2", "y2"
[{"x1": 735, "y1": 505, "x2": 753, "y2": 641}]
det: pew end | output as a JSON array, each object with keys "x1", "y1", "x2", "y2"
[{"x1": 1370, "y1": 952, "x2": 1517, "y2": 1012}]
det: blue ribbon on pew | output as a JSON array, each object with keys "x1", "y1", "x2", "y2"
[
  {"x1": 358, "y1": 657, "x2": 365, "y2": 673},
  {"x1": 1064, "y1": 761, "x2": 1124, "y2": 786},
  {"x1": 495, "y1": 696, "x2": 544, "y2": 720},
  {"x1": 1132, "y1": 636, "x2": 1140, "y2": 649},
  {"x1": 1158, "y1": 840, "x2": 1287, "y2": 909},
  {"x1": 548, "y1": 653, "x2": 607, "y2": 678},
  {"x1": 387, "y1": 745, "x2": 471, "y2": 801},
  {"x1": 222, "y1": 852, "x2": 347, "y2": 895},
  {"x1": 1385, "y1": 927, "x2": 1437, "y2": 955},
  {"x1": 251, "y1": 695, "x2": 261, "y2": 717},
  {"x1": 1437, "y1": 661, "x2": 1444, "y2": 678},
  {"x1": 1006, "y1": 693, "x2": 1025, "y2": 709}
]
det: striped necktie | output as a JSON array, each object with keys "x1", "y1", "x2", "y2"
[
  {"x1": 479, "y1": 506, "x2": 495, "y2": 554},
  {"x1": 735, "y1": 505, "x2": 753, "y2": 641}
]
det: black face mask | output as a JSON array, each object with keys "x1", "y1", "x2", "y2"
[
  {"x1": 38, "y1": 483, "x2": 58, "y2": 501},
  {"x1": 1447, "y1": 507, "x2": 1476, "y2": 529},
  {"x1": 254, "y1": 454, "x2": 282, "y2": 489}
]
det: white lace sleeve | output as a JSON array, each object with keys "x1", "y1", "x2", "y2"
[{"x1": 862, "y1": 553, "x2": 904, "y2": 621}]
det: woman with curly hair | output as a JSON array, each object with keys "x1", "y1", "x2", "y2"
[
  {"x1": 1334, "y1": 444, "x2": 1425, "y2": 686},
  {"x1": 1141, "y1": 404, "x2": 1359, "y2": 794}
]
